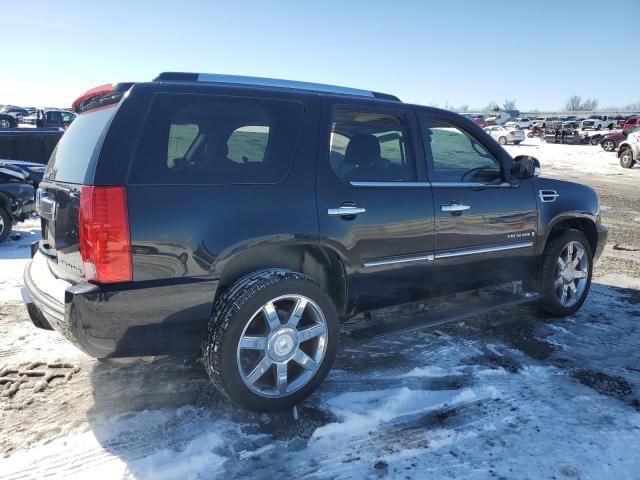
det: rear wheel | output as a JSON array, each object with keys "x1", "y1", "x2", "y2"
[
  {"x1": 539, "y1": 230, "x2": 592, "y2": 317},
  {"x1": 203, "y1": 269, "x2": 339, "y2": 411},
  {"x1": 0, "y1": 116, "x2": 15, "y2": 129},
  {"x1": 620, "y1": 148, "x2": 635, "y2": 168},
  {"x1": 498, "y1": 136, "x2": 508, "y2": 145},
  {"x1": 0, "y1": 207, "x2": 12, "y2": 243}
]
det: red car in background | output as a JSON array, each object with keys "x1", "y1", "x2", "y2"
[
  {"x1": 621, "y1": 117, "x2": 640, "y2": 130},
  {"x1": 600, "y1": 124, "x2": 640, "y2": 152},
  {"x1": 465, "y1": 114, "x2": 487, "y2": 128}
]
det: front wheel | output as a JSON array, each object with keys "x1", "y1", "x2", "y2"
[
  {"x1": 498, "y1": 136, "x2": 508, "y2": 145},
  {"x1": 601, "y1": 139, "x2": 616, "y2": 152},
  {"x1": 0, "y1": 207, "x2": 12, "y2": 243},
  {"x1": 620, "y1": 148, "x2": 635, "y2": 168},
  {"x1": 203, "y1": 269, "x2": 339, "y2": 411},
  {"x1": 539, "y1": 230, "x2": 593, "y2": 317}
]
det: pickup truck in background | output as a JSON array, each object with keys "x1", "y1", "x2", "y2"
[{"x1": 581, "y1": 115, "x2": 617, "y2": 130}]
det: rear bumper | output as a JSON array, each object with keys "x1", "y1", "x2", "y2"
[
  {"x1": 23, "y1": 249, "x2": 218, "y2": 358},
  {"x1": 594, "y1": 224, "x2": 608, "y2": 264}
]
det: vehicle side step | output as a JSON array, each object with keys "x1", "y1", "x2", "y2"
[{"x1": 340, "y1": 289, "x2": 542, "y2": 346}]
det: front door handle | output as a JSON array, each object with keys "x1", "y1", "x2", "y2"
[
  {"x1": 441, "y1": 204, "x2": 470, "y2": 212},
  {"x1": 327, "y1": 206, "x2": 366, "y2": 217}
]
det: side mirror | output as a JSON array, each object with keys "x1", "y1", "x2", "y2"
[{"x1": 511, "y1": 155, "x2": 540, "y2": 180}]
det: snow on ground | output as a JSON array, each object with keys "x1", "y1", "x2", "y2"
[
  {"x1": 1, "y1": 137, "x2": 640, "y2": 479},
  {"x1": 0, "y1": 219, "x2": 40, "y2": 303}
]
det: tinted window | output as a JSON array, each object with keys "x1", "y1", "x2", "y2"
[
  {"x1": 329, "y1": 108, "x2": 414, "y2": 183},
  {"x1": 45, "y1": 105, "x2": 117, "y2": 183},
  {"x1": 130, "y1": 94, "x2": 302, "y2": 185},
  {"x1": 423, "y1": 120, "x2": 502, "y2": 184}
]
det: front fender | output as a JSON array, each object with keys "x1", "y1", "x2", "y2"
[{"x1": 533, "y1": 178, "x2": 599, "y2": 255}]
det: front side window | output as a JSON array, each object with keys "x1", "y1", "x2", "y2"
[
  {"x1": 130, "y1": 94, "x2": 303, "y2": 185},
  {"x1": 423, "y1": 119, "x2": 502, "y2": 184},
  {"x1": 329, "y1": 108, "x2": 414, "y2": 183}
]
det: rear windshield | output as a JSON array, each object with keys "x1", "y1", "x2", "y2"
[{"x1": 44, "y1": 105, "x2": 117, "y2": 184}]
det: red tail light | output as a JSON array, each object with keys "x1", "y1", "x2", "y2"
[
  {"x1": 79, "y1": 186, "x2": 132, "y2": 283},
  {"x1": 509, "y1": 130, "x2": 517, "y2": 135}
]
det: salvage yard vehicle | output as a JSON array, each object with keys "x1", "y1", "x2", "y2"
[
  {"x1": 504, "y1": 117, "x2": 532, "y2": 129},
  {"x1": 581, "y1": 115, "x2": 616, "y2": 130},
  {"x1": 0, "y1": 162, "x2": 36, "y2": 243},
  {"x1": 618, "y1": 130, "x2": 640, "y2": 168},
  {"x1": 22, "y1": 73, "x2": 607, "y2": 411},
  {"x1": 600, "y1": 126, "x2": 640, "y2": 152},
  {"x1": 485, "y1": 125, "x2": 525, "y2": 144}
]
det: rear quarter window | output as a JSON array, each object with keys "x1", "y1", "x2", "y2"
[
  {"x1": 129, "y1": 94, "x2": 303, "y2": 185},
  {"x1": 45, "y1": 105, "x2": 117, "y2": 184}
]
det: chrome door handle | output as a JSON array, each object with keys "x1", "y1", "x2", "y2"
[
  {"x1": 441, "y1": 204, "x2": 470, "y2": 212},
  {"x1": 327, "y1": 206, "x2": 366, "y2": 216}
]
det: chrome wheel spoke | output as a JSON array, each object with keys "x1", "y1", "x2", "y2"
[
  {"x1": 573, "y1": 270, "x2": 587, "y2": 279},
  {"x1": 276, "y1": 362, "x2": 288, "y2": 394},
  {"x1": 554, "y1": 276, "x2": 564, "y2": 288},
  {"x1": 568, "y1": 282, "x2": 577, "y2": 295},
  {"x1": 262, "y1": 301, "x2": 281, "y2": 331},
  {"x1": 567, "y1": 242, "x2": 574, "y2": 261},
  {"x1": 239, "y1": 335, "x2": 267, "y2": 350},
  {"x1": 246, "y1": 356, "x2": 273, "y2": 385},
  {"x1": 561, "y1": 284, "x2": 569, "y2": 304},
  {"x1": 293, "y1": 349, "x2": 318, "y2": 371},
  {"x1": 298, "y1": 323, "x2": 326, "y2": 343},
  {"x1": 286, "y1": 297, "x2": 307, "y2": 328},
  {"x1": 557, "y1": 257, "x2": 566, "y2": 269}
]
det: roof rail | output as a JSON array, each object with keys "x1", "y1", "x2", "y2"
[{"x1": 153, "y1": 72, "x2": 400, "y2": 102}]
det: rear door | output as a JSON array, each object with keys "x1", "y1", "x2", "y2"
[
  {"x1": 316, "y1": 99, "x2": 435, "y2": 312},
  {"x1": 417, "y1": 110, "x2": 538, "y2": 291}
]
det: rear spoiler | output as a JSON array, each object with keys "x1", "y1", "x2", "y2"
[{"x1": 71, "y1": 83, "x2": 134, "y2": 113}]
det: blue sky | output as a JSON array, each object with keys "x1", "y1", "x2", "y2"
[{"x1": 2, "y1": 0, "x2": 638, "y2": 110}]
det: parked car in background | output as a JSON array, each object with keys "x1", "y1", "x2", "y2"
[
  {"x1": 504, "y1": 117, "x2": 532, "y2": 129},
  {"x1": 620, "y1": 117, "x2": 640, "y2": 131},
  {"x1": 618, "y1": 130, "x2": 640, "y2": 168},
  {"x1": 32, "y1": 109, "x2": 76, "y2": 128},
  {"x1": 599, "y1": 126, "x2": 640, "y2": 152},
  {"x1": 532, "y1": 116, "x2": 561, "y2": 129},
  {"x1": 485, "y1": 125, "x2": 525, "y2": 144},
  {"x1": 0, "y1": 159, "x2": 46, "y2": 186},
  {"x1": 581, "y1": 115, "x2": 616, "y2": 130},
  {"x1": 485, "y1": 112, "x2": 512, "y2": 126},
  {"x1": 0, "y1": 161, "x2": 37, "y2": 243},
  {"x1": 21, "y1": 72, "x2": 606, "y2": 411},
  {"x1": 561, "y1": 117, "x2": 583, "y2": 129},
  {"x1": 0, "y1": 106, "x2": 29, "y2": 119},
  {"x1": 0, "y1": 114, "x2": 17, "y2": 129},
  {"x1": 469, "y1": 114, "x2": 487, "y2": 128}
]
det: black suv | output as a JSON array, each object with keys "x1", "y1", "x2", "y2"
[{"x1": 22, "y1": 73, "x2": 607, "y2": 411}]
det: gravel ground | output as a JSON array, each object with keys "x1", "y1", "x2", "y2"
[{"x1": 1, "y1": 136, "x2": 639, "y2": 479}]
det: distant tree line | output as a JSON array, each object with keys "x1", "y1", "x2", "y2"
[{"x1": 431, "y1": 96, "x2": 640, "y2": 113}]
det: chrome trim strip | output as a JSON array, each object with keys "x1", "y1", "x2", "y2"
[
  {"x1": 350, "y1": 181, "x2": 430, "y2": 188},
  {"x1": 363, "y1": 253, "x2": 434, "y2": 268},
  {"x1": 431, "y1": 182, "x2": 512, "y2": 188},
  {"x1": 435, "y1": 241, "x2": 534, "y2": 259},
  {"x1": 197, "y1": 73, "x2": 375, "y2": 98}
]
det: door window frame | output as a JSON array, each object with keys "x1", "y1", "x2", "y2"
[
  {"x1": 319, "y1": 98, "x2": 428, "y2": 188},
  {"x1": 417, "y1": 111, "x2": 511, "y2": 188}
]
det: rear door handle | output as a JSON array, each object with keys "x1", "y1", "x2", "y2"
[
  {"x1": 327, "y1": 206, "x2": 366, "y2": 216},
  {"x1": 441, "y1": 204, "x2": 470, "y2": 212}
]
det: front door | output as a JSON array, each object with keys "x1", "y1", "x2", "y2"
[
  {"x1": 316, "y1": 100, "x2": 435, "y2": 313},
  {"x1": 417, "y1": 112, "x2": 538, "y2": 293}
]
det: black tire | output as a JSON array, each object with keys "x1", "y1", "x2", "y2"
[
  {"x1": 601, "y1": 139, "x2": 616, "y2": 152},
  {"x1": 498, "y1": 136, "x2": 508, "y2": 145},
  {"x1": 203, "y1": 269, "x2": 339, "y2": 411},
  {"x1": 0, "y1": 206, "x2": 12, "y2": 243},
  {"x1": 513, "y1": 141, "x2": 522, "y2": 145},
  {"x1": 539, "y1": 230, "x2": 593, "y2": 317},
  {"x1": 591, "y1": 135, "x2": 602, "y2": 146},
  {"x1": 619, "y1": 148, "x2": 635, "y2": 168},
  {"x1": 0, "y1": 115, "x2": 16, "y2": 129}
]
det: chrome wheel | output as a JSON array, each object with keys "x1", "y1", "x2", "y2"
[
  {"x1": 554, "y1": 241, "x2": 589, "y2": 307},
  {"x1": 602, "y1": 140, "x2": 615, "y2": 152},
  {"x1": 236, "y1": 294, "x2": 328, "y2": 398},
  {"x1": 0, "y1": 119, "x2": 11, "y2": 129}
]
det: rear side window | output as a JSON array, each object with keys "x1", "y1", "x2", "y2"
[
  {"x1": 129, "y1": 94, "x2": 303, "y2": 185},
  {"x1": 329, "y1": 108, "x2": 415, "y2": 183},
  {"x1": 45, "y1": 105, "x2": 117, "y2": 183}
]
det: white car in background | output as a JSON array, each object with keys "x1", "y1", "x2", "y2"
[
  {"x1": 485, "y1": 125, "x2": 525, "y2": 145},
  {"x1": 504, "y1": 117, "x2": 532, "y2": 129}
]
